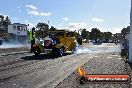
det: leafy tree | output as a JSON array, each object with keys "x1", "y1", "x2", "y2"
[
  {"x1": 36, "y1": 22, "x2": 49, "y2": 37},
  {"x1": 100, "y1": 32, "x2": 104, "y2": 39},
  {"x1": 0, "y1": 15, "x2": 4, "y2": 32},
  {"x1": 4, "y1": 16, "x2": 11, "y2": 24},
  {"x1": 3, "y1": 16, "x2": 11, "y2": 32},
  {"x1": 0, "y1": 15, "x2": 11, "y2": 32},
  {"x1": 81, "y1": 29, "x2": 89, "y2": 40},
  {"x1": 121, "y1": 26, "x2": 130, "y2": 37},
  {"x1": 36, "y1": 22, "x2": 49, "y2": 31},
  {"x1": 89, "y1": 28, "x2": 101, "y2": 40},
  {"x1": 0, "y1": 15, "x2": 4, "y2": 22},
  {"x1": 103, "y1": 32, "x2": 112, "y2": 41}
]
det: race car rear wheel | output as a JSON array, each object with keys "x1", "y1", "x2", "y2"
[{"x1": 58, "y1": 47, "x2": 64, "y2": 57}]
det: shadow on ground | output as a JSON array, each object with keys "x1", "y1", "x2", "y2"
[
  {"x1": 21, "y1": 54, "x2": 56, "y2": 60},
  {"x1": 21, "y1": 53, "x2": 71, "y2": 60}
]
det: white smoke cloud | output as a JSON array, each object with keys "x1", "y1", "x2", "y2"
[
  {"x1": 25, "y1": 5, "x2": 38, "y2": 10},
  {"x1": 111, "y1": 28, "x2": 122, "y2": 34},
  {"x1": 59, "y1": 22, "x2": 122, "y2": 34},
  {"x1": 27, "y1": 10, "x2": 51, "y2": 16},
  {"x1": 62, "y1": 17, "x2": 69, "y2": 21},
  {"x1": 76, "y1": 43, "x2": 121, "y2": 54},
  {"x1": 67, "y1": 22, "x2": 88, "y2": 31},
  {"x1": 0, "y1": 43, "x2": 30, "y2": 49},
  {"x1": 25, "y1": 5, "x2": 51, "y2": 16},
  {"x1": 92, "y1": 17, "x2": 104, "y2": 22}
]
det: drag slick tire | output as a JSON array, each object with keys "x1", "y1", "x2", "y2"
[
  {"x1": 34, "y1": 47, "x2": 40, "y2": 56},
  {"x1": 57, "y1": 47, "x2": 64, "y2": 57}
]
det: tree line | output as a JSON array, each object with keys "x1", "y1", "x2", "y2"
[
  {"x1": 81, "y1": 26, "x2": 130, "y2": 42},
  {"x1": 34, "y1": 22, "x2": 113, "y2": 42},
  {"x1": 0, "y1": 14, "x2": 130, "y2": 41},
  {"x1": 34, "y1": 22, "x2": 131, "y2": 42},
  {"x1": 0, "y1": 15, "x2": 11, "y2": 33},
  {"x1": 81, "y1": 28, "x2": 112, "y2": 42}
]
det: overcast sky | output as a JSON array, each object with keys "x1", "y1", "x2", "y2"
[{"x1": 0, "y1": 0, "x2": 131, "y2": 33}]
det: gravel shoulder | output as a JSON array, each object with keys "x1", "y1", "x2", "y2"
[{"x1": 56, "y1": 53, "x2": 131, "y2": 88}]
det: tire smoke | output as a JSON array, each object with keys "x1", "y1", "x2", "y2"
[
  {"x1": 75, "y1": 43, "x2": 121, "y2": 54},
  {"x1": 0, "y1": 42, "x2": 30, "y2": 49}
]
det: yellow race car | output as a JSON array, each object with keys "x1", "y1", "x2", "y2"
[{"x1": 33, "y1": 30, "x2": 78, "y2": 56}]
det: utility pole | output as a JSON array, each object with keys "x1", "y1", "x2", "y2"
[{"x1": 129, "y1": 0, "x2": 132, "y2": 63}]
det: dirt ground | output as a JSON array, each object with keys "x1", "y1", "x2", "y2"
[{"x1": 0, "y1": 47, "x2": 30, "y2": 54}]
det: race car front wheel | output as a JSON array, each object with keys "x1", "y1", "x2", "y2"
[{"x1": 34, "y1": 47, "x2": 40, "y2": 56}]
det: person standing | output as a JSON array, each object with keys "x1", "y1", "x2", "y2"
[{"x1": 29, "y1": 27, "x2": 35, "y2": 52}]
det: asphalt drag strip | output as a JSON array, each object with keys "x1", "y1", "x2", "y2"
[{"x1": 0, "y1": 44, "x2": 97, "y2": 88}]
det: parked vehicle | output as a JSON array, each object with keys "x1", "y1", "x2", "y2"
[
  {"x1": 93, "y1": 39, "x2": 102, "y2": 45},
  {"x1": 0, "y1": 39, "x2": 3, "y2": 45}
]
